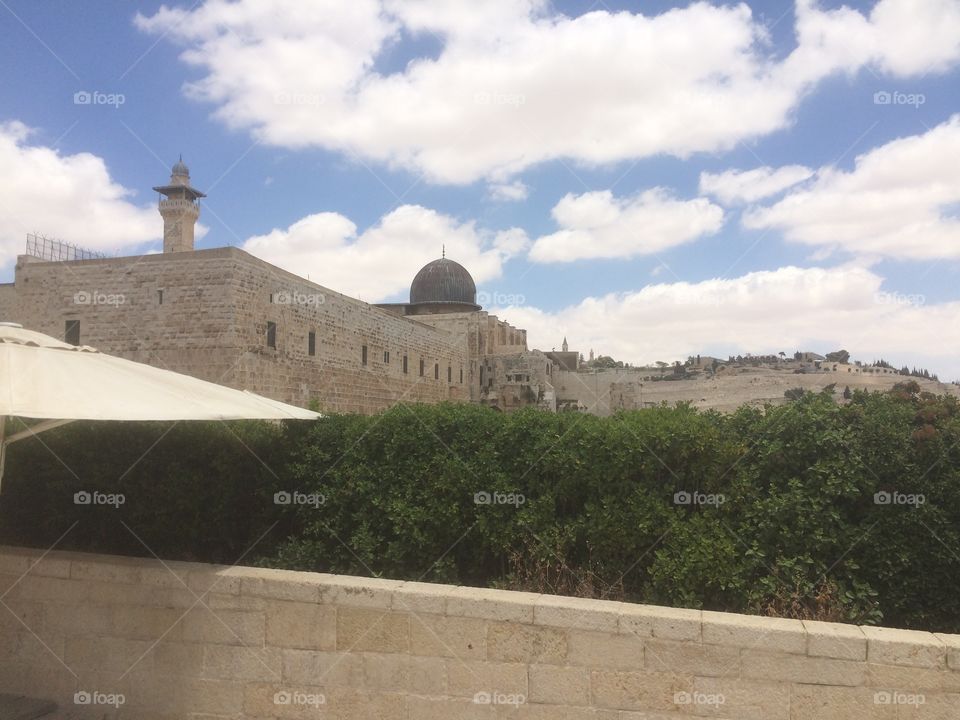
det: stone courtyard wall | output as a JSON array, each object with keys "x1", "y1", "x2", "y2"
[{"x1": 2, "y1": 544, "x2": 959, "y2": 719}]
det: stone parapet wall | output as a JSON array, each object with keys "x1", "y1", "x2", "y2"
[{"x1": 1, "y1": 545, "x2": 958, "y2": 719}]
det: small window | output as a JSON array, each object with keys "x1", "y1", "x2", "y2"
[
  {"x1": 403, "y1": 355, "x2": 408, "y2": 374},
  {"x1": 157, "y1": 289, "x2": 164, "y2": 305},
  {"x1": 383, "y1": 350, "x2": 390, "y2": 364},
  {"x1": 266, "y1": 321, "x2": 276, "y2": 349},
  {"x1": 64, "y1": 320, "x2": 80, "y2": 346},
  {"x1": 434, "y1": 363, "x2": 439, "y2": 380},
  {"x1": 480, "y1": 366, "x2": 484, "y2": 385},
  {"x1": 362, "y1": 345, "x2": 368, "y2": 366},
  {"x1": 419, "y1": 358, "x2": 425, "y2": 377},
  {"x1": 308, "y1": 331, "x2": 316, "y2": 356},
  {"x1": 447, "y1": 366, "x2": 452, "y2": 382},
  {"x1": 460, "y1": 367, "x2": 463, "y2": 383}
]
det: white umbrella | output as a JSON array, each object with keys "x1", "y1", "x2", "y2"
[{"x1": 0, "y1": 322, "x2": 320, "y2": 486}]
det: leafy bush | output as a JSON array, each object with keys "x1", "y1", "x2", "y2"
[{"x1": 2, "y1": 386, "x2": 959, "y2": 632}]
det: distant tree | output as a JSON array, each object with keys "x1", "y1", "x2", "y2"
[
  {"x1": 794, "y1": 351, "x2": 802, "y2": 360},
  {"x1": 784, "y1": 387, "x2": 806, "y2": 401},
  {"x1": 843, "y1": 385, "x2": 852, "y2": 400},
  {"x1": 825, "y1": 350, "x2": 850, "y2": 363},
  {"x1": 779, "y1": 351, "x2": 786, "y2": 361}
]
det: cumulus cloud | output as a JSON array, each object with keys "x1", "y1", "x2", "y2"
[
  {"x1": 135, "y1": 0, "x2": 960, "y2": 184},
  {"x1": 699, "y1": 165, "x2": 814, "y2": 204},
  {"x1": 501, "y1": 265, "x2": 960, "y2": 379},
  {"x1": 529, "y1": 189, "x2": 724, "y2": 263},
  {"x1": 744, "y1": 115, "x2": 960, "y2": 260},
  {"x1": 0, "y1": 121, "x2": 159, "y2": 272},
  {"x1": 243, "y1": 204, "x2": 527, "y2": 302}
]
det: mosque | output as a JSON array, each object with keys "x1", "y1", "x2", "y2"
[{"x1": 0, "y1": 160, "x2": 639, "y2": 415}]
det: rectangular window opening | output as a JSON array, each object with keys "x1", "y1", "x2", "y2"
[{"x1": 64, "y1": 320, "x2": 80, "y2": 346}]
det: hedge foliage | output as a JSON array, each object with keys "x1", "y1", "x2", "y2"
[{"x1": 2, "y1": 382, "x2": 958, "y2": 632}]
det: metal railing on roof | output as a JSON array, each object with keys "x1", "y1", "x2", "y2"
[{"x1": 24, "y1": 233, "x2": 105, "y2": 262}]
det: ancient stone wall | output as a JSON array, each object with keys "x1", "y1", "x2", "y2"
[
  {"x1": 2, "y1": 544, "x2": 959, "y2": 719},
  {"x1": 1, "y1": 249, "x2": 472, "y2": 414}
]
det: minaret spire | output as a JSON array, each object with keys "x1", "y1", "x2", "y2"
[{"x1": 153, "y1": 156, "x2": 206, "y2": 253}]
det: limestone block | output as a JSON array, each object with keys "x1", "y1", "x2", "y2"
[
  {"x1": 265, "y1": 599, "x2": 335, "y2": 650},
  {"x1": 336, "y1": 607, "x2": 410, "y2": 653},
  {"x1": 618, "y1": 603, "x2": 701, "y2": 643},
  {"x1": 701, "y1": 611, "x2": 805, "y2": 654},
  {"x1": 862, "y1": 626, "x2": 946, "y2": 669},
  {"x1": 528, "y1": 664, "x2": 590, "y2": 705},
  {"x1": 741, "y1": 649, "x2": 866, "y2": 686},
  {"x1": 643, "y1": 638, "x2": 740, "y2": 678},
  {"x1": 802, "y1": 619, "x2": 867, "y2": 661},
  {"x1": 487, "y1": 621, "x2": 568, "y2": 663},
  {"x1": 410, "y1": 613, "x2": 486, "y2": 659},
  {"x1": 533, "y1": 595, "x2": 620, "y2": 633}
]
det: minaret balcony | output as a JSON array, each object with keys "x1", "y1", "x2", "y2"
[{"x1": 159, "y1": 198, "x2": 200, "y2": 213}]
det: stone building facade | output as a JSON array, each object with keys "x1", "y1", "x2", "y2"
[{"x1": 0, "y1": 161, "x2": 592, "y2": 415}]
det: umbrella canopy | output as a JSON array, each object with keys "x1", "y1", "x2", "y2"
[{"x1": 0, "y1": 322, "x2": 320, "y2": 484}]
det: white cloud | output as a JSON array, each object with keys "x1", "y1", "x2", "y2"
[
  {"x1": 136, "y1": 0, "x2": 960, "y2": 184},
  {"x1": 242, "y1": 204, "x2": 526, "y2": 301},
  {"x1": 529, "y1": 189, "x2": 724, "y2": 263},
  {"x1": 488, "y1": 180, "x2": 529, "y2": 202},
  {"x1": 503, "y1": 265, "x2": 960, "y2": 379},
  {"x1": 0, "y1": 121, "x2": 159, "y2": 271},
  {"x1": 744, "y1": 115, "x2": 960, "y2": 260},
  {"x1": 699, "y1": 165, "x2": 814, "y2": 204}
]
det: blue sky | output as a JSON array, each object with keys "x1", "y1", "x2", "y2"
[{"x1": 1, "y1": 0, "x2": 958, "y2": 376}]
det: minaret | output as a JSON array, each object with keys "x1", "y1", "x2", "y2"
[
  {"x1": 561, "y1": 337, "x2": 569, "y2": 352},
  {"x1": 153, "y1": 156, "x2": 205, "y2": 253}
]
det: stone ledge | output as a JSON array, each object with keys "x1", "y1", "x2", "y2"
[{"x1": 1, "y1": 544, "x2": 956, "y2": 673}]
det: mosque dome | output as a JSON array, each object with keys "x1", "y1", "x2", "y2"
[{"x1": 409, "y1": 257, "x2": 479, "y2": 309}]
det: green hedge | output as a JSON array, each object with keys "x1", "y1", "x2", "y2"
[{"x1": 2, "y1": 383, "x2": 958, "y2": 632}]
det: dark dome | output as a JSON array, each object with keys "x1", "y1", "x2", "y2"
[{"x1": 410, "y1": 258, "x2": 478, "y2": 307}]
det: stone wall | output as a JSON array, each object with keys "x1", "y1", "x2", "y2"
[
  {"x1": 0, "y1": 249, "x2": 472, "y2": 414},
  {"x1": 2, "y1": 544, "x2": 959, "y2": 719}
]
